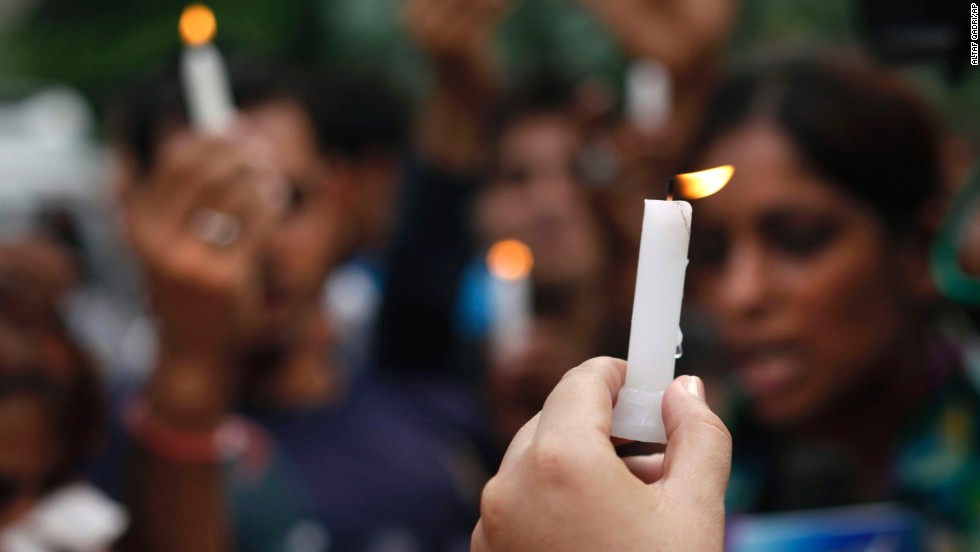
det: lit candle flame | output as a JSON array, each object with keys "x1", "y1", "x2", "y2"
[
  {"x1": 180, "y1": 4, "x2": 217, "y2": 46},
  {"x1": 669, "y1": 165, "x2": 734, "y2": 200},
  {"x1": 487, "y1": 240, "x2": 533, "y2": 281}
]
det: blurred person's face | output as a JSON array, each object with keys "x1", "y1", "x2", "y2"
[
  {"x1": 689, "y1": 121, "x2": 928, "y2": 426},
  {"x1": 242, "y1": 100, "x2": 357, "y2": 343},
  {"x1": 477, "y1": 114, "x2": 606, "y2": 288},
  {"x1": 0, "y1": 394, "x2": 56, "y2": 529},
  {"x1": 125, "y1": 99, "x2": 357, "y2": 345}
]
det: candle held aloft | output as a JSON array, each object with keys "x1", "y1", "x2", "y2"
[
  {"x1": 179, "y1": 4, "x2": 235, "y2": 133},
  {"x1": 612, "y1": 165, "x2": 733, "y2": 443},
  {"x1": 487, "y1": 240, "x2": 534, "y2": 359},
  {"x1": 611, "y1": 200, "x2": 691, "y2": 443},
  {"x1": 626, "y1": 58, "x2": 672, "y2": 134}
]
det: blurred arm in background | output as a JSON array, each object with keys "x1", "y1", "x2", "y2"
[
  {"x1": 587, "y1": 0, "x2": 738, "y2": 170},
  {"x1": 374, "y1": 0, "x2": 512, "y2": 377},
  {"x1": 581, "y1": 0, "x2": 736, "y2": 81},
  {"x1": 117, "y1": 131, "x2": 283, "y2": 552},
  {"x1": 407, "y1": 0, "x2": 509, "y2": 173},
  {"x1": 577, "y1": 0, "x2": 738, "y2": 283}
]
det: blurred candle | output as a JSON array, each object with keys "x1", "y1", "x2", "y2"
[
  {"x1": 486, "y1": 239, "x2": 534, "y2": 359},
  {"x1": 179, "y1": 4, "x2": 235, "y2": 133},
  {"x1": 625, "y1": 58, "x2": 672, "y2": 134},
  {"x1": 611, "y1": 165, "x2": 733, "y2": 443}
]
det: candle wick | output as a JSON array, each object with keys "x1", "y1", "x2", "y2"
[{"x1": 665, "y1": 176, "x2": 677, "y2": 201}]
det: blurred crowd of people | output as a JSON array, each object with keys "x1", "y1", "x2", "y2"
[{"x1": 1, "y1": 0, "x2": 979, "y2": 550}]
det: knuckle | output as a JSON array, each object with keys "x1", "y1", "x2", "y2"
[
  {"x1": 529, "y1": 436, "x2": 576, "y2": 486},
  {"x1": 702, "y1": 416, "x2": 733, "y2": 446},
  {"x1": 157, "y1": 133, "x2": 198, "y2": 169},
  {"x1": 561, "y1": 357, "x2": 622, "y2": 387},
  {"x1": 478, "y1": 477, "x2": 510, "y2": 533},
  {"x1": 470, "y1": 525, "x2": 487, "y2": 552},
  {"x1": 558, "y1": 364, "x2": 595, "y2": 386},
  {"x1": 167, "y1": 255, "x2": 233, "y2": 293},
  {"x1": 168, "y1": 252, "x2": 204, "y2": 280}
]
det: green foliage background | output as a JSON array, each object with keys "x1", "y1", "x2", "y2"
[{"x1": 0, "y1": 0, "x2": 977, "y2": 137}]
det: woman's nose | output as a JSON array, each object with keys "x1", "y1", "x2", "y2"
[
  {"x1": 717, "y1": 244, "x2": 772, "y2": 322},
  {"x1": 529, "y1": 168, "x2": 577, "y2": 205}
]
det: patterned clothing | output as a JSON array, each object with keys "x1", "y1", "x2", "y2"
[{"x1": 725, "y1": 338, "x2": 980, "y2": 549}]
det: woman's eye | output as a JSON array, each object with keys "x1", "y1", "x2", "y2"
[
  {"x1": 763, "y1": 216, "x2": 839, "y2": 258},
  {"x1": 287, "y1": 183, "x2": 307, "y2": 211},
  {"x1": 690, "y1": 229, "x2": 728, "y2": 267},
  {"x1": 498, "y1": 166, "x2": 530, "y2": 186}
]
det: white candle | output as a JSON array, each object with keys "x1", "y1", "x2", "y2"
[
  {"x1": 179, "y1": 4, "x2": 235, "y2": 133},
  {"x1": 626, "y1": 58, "x2": 672, "y2": 134},
  {"x1": 487, "y1": 239, "x2": 534, "y2": 359},
  {"x1": 611, "y1": 165, "x2": 733, "y2": 443},
  {"x1": 611, "y1": 200, "x2": 691, "y2": 443}
]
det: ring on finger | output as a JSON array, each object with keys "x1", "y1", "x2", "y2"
[{"x1": 188, "y1": 208, "x2": 242, "y2": 248}]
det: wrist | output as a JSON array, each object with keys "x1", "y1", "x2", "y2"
[
  {"x1": 124, "y1": 398, "x2": 263, "y2": 465},
  {"x1": 148, "y1": 350, "x2": 235, "y2": 430}
]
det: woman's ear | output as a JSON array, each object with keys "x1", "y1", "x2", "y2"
[
  {"x1": 958, "y1": 211, "x2": 980, "y2": 277},
  {"x1": 903, "y1": 199, "x2": 946, "y2": 306}
]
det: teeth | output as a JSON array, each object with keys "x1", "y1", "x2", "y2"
[
  {"x1": 732, "y1": 347, "x2": 806, "y2": 397},
  {"x1": 745, "y1": 352, "x2": 793, "y2": 370}
]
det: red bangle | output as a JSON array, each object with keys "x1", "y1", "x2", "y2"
[{"x1": 123, "y1": 399, "x2": 253, "y2": 464}]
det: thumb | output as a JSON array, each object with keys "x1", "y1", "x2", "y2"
[{"x1": 659, "y1": 375, "x2": 732, "y2": 505}]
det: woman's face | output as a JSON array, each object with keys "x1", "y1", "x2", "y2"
[{"x1": 689, "y1": 121, "x2": 924, "y2": 426}]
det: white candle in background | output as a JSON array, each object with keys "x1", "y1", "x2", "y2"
[
  {"x1": 487, "y1": 239, "x2": 534, "y2": 360},
  {"x1": 625, "y1": 58, "x2": 672, "y2": 135},
  {"x1": 179, "y1": 4, "x2": 235, "y2": 133},
  {"x1": 611, "y1": 165, "x2": 733, "y2": 443}
]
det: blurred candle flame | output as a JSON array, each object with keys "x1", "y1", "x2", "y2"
[
  {"x1": 180, "y1": 4, "x2": 217, "y2": 46},
  {"x1": 672, "y1": 165, "x2": 734, "y2": 200},
  {"x1": 487, "y1": 240, "x2": 533, "y2": 281}
]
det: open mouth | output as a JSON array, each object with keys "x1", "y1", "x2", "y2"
[{"x1": 729, "y1": 344, "x2": 808, "y2": 400}]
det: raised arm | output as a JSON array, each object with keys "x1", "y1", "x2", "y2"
[
  {"x1": 406, "y1": 0, "x2": 511, "y2": 172},
  {"x1": 117, "y1": 131, "x2": 282, "y2": 552}
]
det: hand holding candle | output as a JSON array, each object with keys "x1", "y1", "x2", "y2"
[
  {"x1": 473, "y1": 359, "x2": 732, "y2": 552},
  {"x1": 611, "y1": 165, "x2": 733, "y2": 443}
]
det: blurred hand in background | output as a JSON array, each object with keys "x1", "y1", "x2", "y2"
[
  {"x1": 119, "y1": 131, "x2": 283, "y2": 390},
  {"x1": 405, "y1": 0, "x2": 511, "y2": 97},
  {"x1": 406, "y1": 0, "x2": 514, "y2": 172}
]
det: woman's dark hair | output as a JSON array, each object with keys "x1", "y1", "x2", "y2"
[{"x1": 686, "y1": 54, "x2": 943, "y2": 235}]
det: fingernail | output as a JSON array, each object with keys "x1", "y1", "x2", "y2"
[{"x1": 685, "y1": 375, "x2": 705, "y2": 401}]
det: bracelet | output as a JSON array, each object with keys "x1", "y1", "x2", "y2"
[{"x1": 123, "y1": 399, "x2": 255, "y2": 465}]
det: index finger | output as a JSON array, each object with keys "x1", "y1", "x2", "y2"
[{"x1": 533, "y1": 357, "x2": 625, "y2": 443}]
